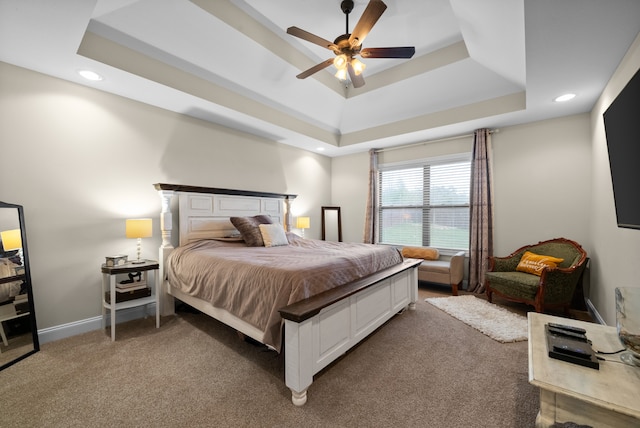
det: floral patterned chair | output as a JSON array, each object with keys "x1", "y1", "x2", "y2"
[{"x1": 485, "y1": 238, "x2": 588, "y2": 314}]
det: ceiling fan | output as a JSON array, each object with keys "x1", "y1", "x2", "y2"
[{"x1": 286, "y1": 0, "x2": 415, "y2": 88}]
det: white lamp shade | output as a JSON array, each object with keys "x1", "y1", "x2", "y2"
[
  {"x1": 125, "y1": 219, "x2": 152, "y2": 239},
  {"x1": 0, "y1": 229, "x2": 22, "y2": 250},
  {"x1": 333, "y1": 54, "x2": 348, "y2": 69},
  {"x1": 351, "y1": 58, "x2": 366, "y2": 75},
  {"x1": 296, "y1": 217, "x2": 310, "y2": 229}
]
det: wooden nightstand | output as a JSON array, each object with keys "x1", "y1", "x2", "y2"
[{"x1": 101, "y1": 260, "x2": 160, "y2": 341}]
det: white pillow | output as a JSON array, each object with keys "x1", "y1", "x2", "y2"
[{"x1": 258, "y1": 223, "x2": 289, "y2": 247}]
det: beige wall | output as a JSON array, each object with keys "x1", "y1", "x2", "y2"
[
  {"x1": 0, "y1": 62, "x2": 331, "y2": 331},
  {"x1": 330, "y1": 152, "x2": 368, "y2": 244},
  {"x1": 491, "y1": 115, "x2": 592, "y2": 256},
  {"x1": 588, "y1": 33, "x2": 640, "y2": 325}
]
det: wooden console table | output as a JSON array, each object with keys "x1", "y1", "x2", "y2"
[{"x1": 528, "y1": 313, "x2": 640, "y2": 427}]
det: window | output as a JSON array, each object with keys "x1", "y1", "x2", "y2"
[{"x1": 377, "y1": 154, "x2": 471, "y2": 251}]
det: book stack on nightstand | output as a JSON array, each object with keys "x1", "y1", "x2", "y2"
[{"x1": 104, "y1": 270, "x2": 151, "y2": 304}]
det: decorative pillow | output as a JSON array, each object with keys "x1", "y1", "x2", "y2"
[
  {"x1": 401, "y1": 246, "x2": 440, "y2": 260},
  {"x1": 259, "y1": 223, "x2": 289, "y2": 247},
  {"x1": 516, "y1": 251, "x2": 564, "y2": 276},
  {"x1": 230, "y1": 215, "x2": 274, "y2": 247}
]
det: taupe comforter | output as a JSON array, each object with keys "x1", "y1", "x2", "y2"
[{"x1": 166, "y1": 233, "x2": 403, "y2": 351}]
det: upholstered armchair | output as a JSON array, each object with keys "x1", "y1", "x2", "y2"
[{"x1": 485, "y1": 238, "x2": 587, "y2": 314}]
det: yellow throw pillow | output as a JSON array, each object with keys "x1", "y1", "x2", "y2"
[
  {"x1": 516, "y1": 251, "x2": 564, "y2": 276},
  {"x1": 401, "y1": 246, "x2": 439, "y2": 260}
]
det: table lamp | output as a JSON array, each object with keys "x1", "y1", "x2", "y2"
[
  {"x1": 0, "y1": 228, "x2": 22, "y2": 264},
  {"x1": 296, "y1": 216, "x2": 310, "y2": 238},
  {"x1": 126, "y1": 219, "x2": 152, "y2": 264}
]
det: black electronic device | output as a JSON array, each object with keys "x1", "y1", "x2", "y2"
[
  {"x1": 547, "y1": 326, "x2": 589, "y2": 342},
  {"x1": 545, "y1": 324, "x2": 599, "y2": 369},
  {"x1": 547, "y1": 323, "x2": 587, "y2": 335},
  {"x1": 552, "y1": 344, "x2": 592, "y2": 358}
]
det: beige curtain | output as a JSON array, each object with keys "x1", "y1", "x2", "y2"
[
  {"x1": 467, "y1": 129, "x2": 493, "y2": 293},
  {"x1": 363, "y1": 149, "x2": 378, "y2": 244}
]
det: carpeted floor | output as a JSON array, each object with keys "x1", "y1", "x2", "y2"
[{"x1": 0, "y1": 287, "x2": 541, "y2": 427}]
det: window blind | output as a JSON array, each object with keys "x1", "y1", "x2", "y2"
[{"x1": 377, "y1": 155, "x2": 471, "y2": 251}]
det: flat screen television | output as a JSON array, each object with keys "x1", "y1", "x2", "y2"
[{"x1": 603, "y1": 66, "x2": 640, "y2": 230}]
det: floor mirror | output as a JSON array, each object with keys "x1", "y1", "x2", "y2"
[
  {"x1": 0, "y1": 201, "x2": 39, "y2": 370},
  {"x1": 321, "y1": 206, "x2": 342, "y2": 242}
]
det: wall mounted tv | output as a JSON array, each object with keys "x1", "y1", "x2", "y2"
[{"x1": 603, "y1": 66, "x2": 640, "y2": 230}]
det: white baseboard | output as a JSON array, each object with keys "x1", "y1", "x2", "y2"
[
  {"x1": 585, "y1": 298, "x2": 606, "y2": 325},
  {"x1": 37, "y1": 304, "x2": 156, "y2": 345},
  {"x1": 37, "y1": 298, "x2": 604, "y2": 344}
]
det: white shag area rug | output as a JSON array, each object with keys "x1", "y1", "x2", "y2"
[{"x1": 425, "y1": 295, "x2": 528, "y2": 343}]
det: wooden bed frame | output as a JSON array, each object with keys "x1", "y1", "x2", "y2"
[{"x1": 154, "y1": 183, "x2": 421, "y2": 406}]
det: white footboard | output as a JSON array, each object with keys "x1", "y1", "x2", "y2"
[{"x1": 280, "y1": 259, "x2": 421, "y2": 406}]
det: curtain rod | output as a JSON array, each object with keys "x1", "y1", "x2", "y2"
[{"x1": 374, "y1": 129, "x2": 499, "y2": 153}]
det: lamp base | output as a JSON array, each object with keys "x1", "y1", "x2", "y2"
[
  {"x1": 131, "y1": 238, "x2": 145, "y2": 264},
  {"x1": 620, "y1": 351, "x2": 640, "y2": 366}
]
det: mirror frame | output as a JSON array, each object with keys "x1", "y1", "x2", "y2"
[
  {"x1": 321, "y1": 206, "x2": 342, "y2": 242},
  {"x1": 0, "y1": 201, "x2": 39, "y2": 371}
]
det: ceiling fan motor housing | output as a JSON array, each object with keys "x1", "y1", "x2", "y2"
[{"x1": 334, "y1": 34, "x2": 360, "y2": 57}]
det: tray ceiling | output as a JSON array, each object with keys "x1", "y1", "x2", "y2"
[{"x1": 1, "y1": 0, "x2": 639, "y2": 156}]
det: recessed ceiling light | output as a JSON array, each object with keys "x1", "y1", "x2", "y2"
[
  {"x1": 78, "y1": 70, "x2": 103, "y2": 81},
  {"x1": 316, "y1": 147, "x2": 325, "y2": 151},
  {"x1": 553, "y1": 93, "x2": 576, "y2": 102}
]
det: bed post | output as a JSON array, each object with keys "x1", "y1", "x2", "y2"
[
  {"x1": 284, "y1": 319, "x2": 313, "y2": 406},
  {"x1": 408, "y1": 263, "x2": 418, "y2": 310},
  {"x1": 158, "y1": 189, "x2": 175, "y2": 317},
  {"x1": 284, "y1": 196, "x2": 294, "y2": 232}
]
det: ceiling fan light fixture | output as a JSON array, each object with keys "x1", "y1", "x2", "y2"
[
  {"x1": 351, "y1": 58, "x2": 366, "y2": 75},
  {"x1": 333, "y1": 54, "x2": 348, "y2": 69},
  {"x1": 287, "y1": 0, "x2": 414, "y2": 88}
]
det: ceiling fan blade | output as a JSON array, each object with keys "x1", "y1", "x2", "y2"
[
  {"x1": 347, "y1": 62, "x2": 365, "y2": 88},
  {"x1": 296, "y1": 58, "x2": 335, "y2": 79},
  {"x1": 360, "y1": 46, "x2": 415, "y2": 59},
  {"x1": 287, "y1": 27, "x2": 339, "y2": 52},
  {"x1": 349, "y1": 0, "x2": 387, "y2": 48}
]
